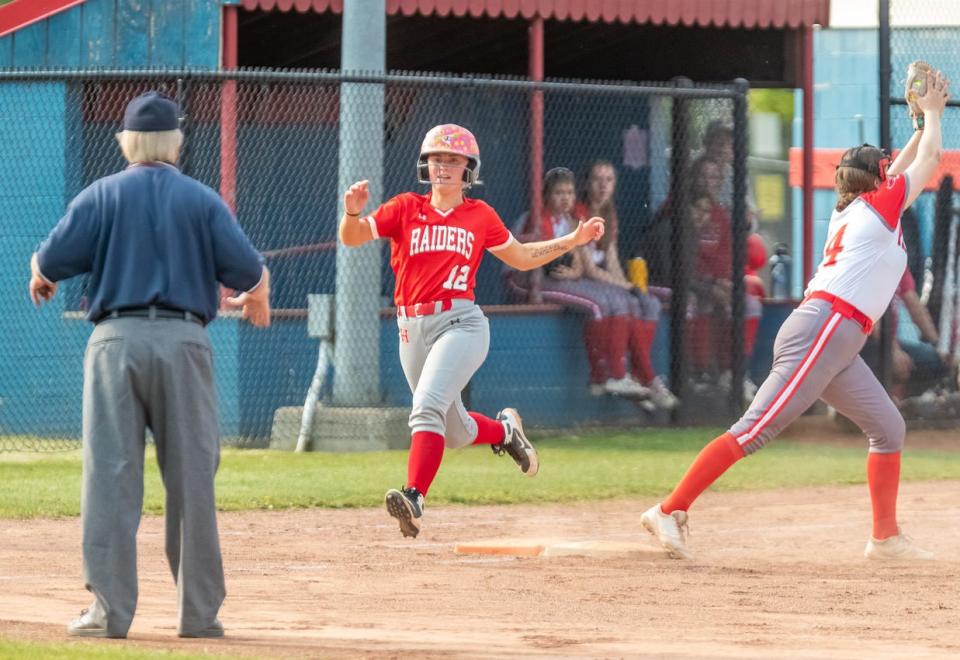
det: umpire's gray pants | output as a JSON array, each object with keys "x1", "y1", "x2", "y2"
[
  {"x1": 729, "y1": 298, "x2": 905, "y2": 455},
  {"x1": 82, "y1": 317, "x2": 224, "y2": 636},
  {"x1": 398, "y1": 299, "x2": 489, "y2": 448}
]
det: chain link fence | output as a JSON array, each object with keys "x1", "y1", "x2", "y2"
[
  {"x1": 882, "y1": 1, "x2": 960, "y2": 423},
  {"x1": 0, "y1": 69, "x2": 754, "y2": 452}
]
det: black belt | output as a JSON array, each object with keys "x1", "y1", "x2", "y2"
[{"x1": 97, "y1": 305, "x2": 206, "y2": 326}]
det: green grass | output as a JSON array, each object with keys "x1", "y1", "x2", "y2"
[
  {"x1": 2, "y1": 429, "x2": 959, "y2": 519},
  {"x1": 0, "y1": 638, "x2": 209, "y2": 659}
]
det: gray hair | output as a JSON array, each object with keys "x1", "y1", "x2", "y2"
[{"x1": 116, "y1": 129, "x2": 183, "y2": 165}]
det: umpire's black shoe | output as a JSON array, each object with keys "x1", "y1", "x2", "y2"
[
  {"x1": 67, "y1": 603, "x2": 125, "y2": 639},
  {"x1": 178, "y1": 618, "x2": 225, "y2": 638},
  {"x1": 493, "y1": 408, "x2": 539, "y2": 477},
  {"x1": 385, "y1": 487, "x2": 424, "y2": 538}
]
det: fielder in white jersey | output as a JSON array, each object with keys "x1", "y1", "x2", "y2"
[{"x1": 640, "y1": 68, "x2": 950, "y2": 561}]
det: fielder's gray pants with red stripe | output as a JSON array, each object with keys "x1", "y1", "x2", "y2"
[
  {"x1": 729, "y1": 298, "x2": 905, "y2": 456},
  {"x1": 81, "y1": 318, "x2": 225, "y2": 637}
]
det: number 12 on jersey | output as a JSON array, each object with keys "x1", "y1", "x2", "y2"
[{"x1": 442, "y1": 265, "x2": 471, "y2": 291}]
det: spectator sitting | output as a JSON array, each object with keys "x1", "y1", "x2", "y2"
[
  {"x1": 574, "y1": 160, "x2": 677, "y2": 409},
  {"x1": 861, "y1": 269, "x2": 952, "y2": 401},
  {"x1": 686, "y1": 156, "x2": 762, "y2": 398},
  {"x1": 505, "y1": 167, "x2": 647, "y2": 399},
  {"x1": 701, "y1": 120, "x2": 758, "y2": 231}
]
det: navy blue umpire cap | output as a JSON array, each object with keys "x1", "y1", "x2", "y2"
[{"x1": 122, "y1": 91, "x2": 180, "y2": 132}]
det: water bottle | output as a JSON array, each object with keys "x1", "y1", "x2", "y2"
[
  {"x1": 769, "y1": 243, "x2": 792, "y2": 299},
  {"x1": 627, "y1": 257, "x2": 648, "y2": 293}
]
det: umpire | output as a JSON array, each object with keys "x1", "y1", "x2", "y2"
[{"x1": 29, "y1": 91, "x2": 271, "y2": 639}]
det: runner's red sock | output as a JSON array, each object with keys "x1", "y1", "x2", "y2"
[
  {"x1": 661, "y1": 433, "x2": 745, "y2": 513},
  {"x1": 469, "y1": 412, "x2": 506, "y2": 445},
  {"x1": 867, "y1": 451, "x2": 901, "y2": 540},
  {"x1": 407, "y1": 431, "x2": 445, "y2": 495}
]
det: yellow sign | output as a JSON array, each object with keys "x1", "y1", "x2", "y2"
[{"x1": 755, "y1": 173, "x2": 785, "y2": 220}]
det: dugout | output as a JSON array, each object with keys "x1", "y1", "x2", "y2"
[
  {"x1": 228, "y1": 0, "x2": 828, "y2": 431},
  {"x1": 233, "y1": 0, "x2": 828, "y2": 288},
  {"x1": 0, "y1": 0, "x2": 827, "y2": 441}
]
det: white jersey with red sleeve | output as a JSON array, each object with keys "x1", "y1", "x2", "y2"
[
  {"x1": 363, "y1": 192, "x2": 514, "y2": 307},
  {"x1": 804, "y1": 173, "x2": 910, "y2": 321}
]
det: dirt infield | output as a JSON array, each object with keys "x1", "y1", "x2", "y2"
[{"x1": 1, "y1": 475, "x2": 959, "y2": 658}]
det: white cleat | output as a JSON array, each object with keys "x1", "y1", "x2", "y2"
[
  {"x1": 641, "y1": 503, "x2": 692, "y2": 559},
  {"x1": 605, "y1": 376, "x2": 651, "y2": 398},
  {"x1": 864, "y1": 529, "x2": 934, "y2": 561},
  {"x1": 649, "y1": 376, "x2": 679, "y2": 410}
]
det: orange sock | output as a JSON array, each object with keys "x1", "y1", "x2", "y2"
[
  {"x1": 867, "y1": 452, "x2": 901, "y2": 540},
  {"x1": 661, "y1": 433, "x2": 745, "y2": 513}
]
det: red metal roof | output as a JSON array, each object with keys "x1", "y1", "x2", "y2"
[
  {"x1": 240, "y1": 0, "x2": 829, "y2": 28},
  {"x1": 0, "y1": 0, "x2": 86, "y2": 39}
]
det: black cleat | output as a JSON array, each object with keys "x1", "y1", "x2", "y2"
[
  {"x1": 385, "y1": 486, "x2": 424, "y2": 538},
  {"x1": 493, "y1": 408, "x2": 539, "y2": 476},
  {"x1": 178, "y1": 619, "x2": 225, "y2": 638}
]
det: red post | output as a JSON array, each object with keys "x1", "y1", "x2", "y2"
[
  {"x1": 528, "y1": 15, "x2": 545, "y2": 302},
  {"x1": 802, "y1": 24, "x2": 815, "y2": 287},
  {"x1": 529, "y1": 15, "x2": 544, "y2": 230},
  {"x1": 220, "y1": 5, "x2": 239, "y2": 213}
]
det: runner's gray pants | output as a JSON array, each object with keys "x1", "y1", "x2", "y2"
[{"x1": 398, "y1": 299, "x2": 489, "y2": 448}]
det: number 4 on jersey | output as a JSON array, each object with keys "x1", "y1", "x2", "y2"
[
  {"x1": 823, "y1": 224, "x2": 847, "y2": 267},
  {"x1": 443, "y1": 265, "x2": 470, "y2": 291}
]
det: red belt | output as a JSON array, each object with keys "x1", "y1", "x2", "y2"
[
  {"x1": 803, "y1": 291, "x2": 873, "y2": 334},
  {"x1": 396, "y1": 299, "x2": 454, "y2": 318}
]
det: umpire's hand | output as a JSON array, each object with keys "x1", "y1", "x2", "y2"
[
  {"x1": 225, "y1": 266, "x2": 272, "y2": 327},
  {"x1": 28, "y1": 253, "x2": 58, "y2": 306}
]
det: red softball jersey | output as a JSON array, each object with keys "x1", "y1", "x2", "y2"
[{"x1": 364, "y1": 192, "x2": 514, "y2": 307}]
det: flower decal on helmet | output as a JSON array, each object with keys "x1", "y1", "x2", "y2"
[{"x1": 417, "y1": 124, "x2": 482, "y2": 187}]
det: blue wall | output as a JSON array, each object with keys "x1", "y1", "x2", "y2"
[
  {"x1": 0, "y1": 0, "x2": 221, "y2": 69},
  {"x1": 0, "y1": 83, "x2": 246, "y2": 437},
  {"x1": 0, "y1": 83, "x2": 87, "y2": 435},
  {"x1": 229, "y1": 302, "x2": 791, "y2": 439},
  {"x1": 7, "y1": 6, "x2": 895, "y2": 441}
]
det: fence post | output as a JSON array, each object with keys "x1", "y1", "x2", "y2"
[
  {"x1": 176, "y1": 76, "x2": 191, "y2": 177},
  {"x1": 877, "y1": 0, "x2": 894, "y2": 389},
  {"x1": 333, "y1": 0, "x2": 386, "y2": 406},
  {"x1": 668, "y1": 77, "x2": 692, "y2": 415},
  {"x1": 729, "y1": 78, "x2": 750, "y2": 414},
  {"x1": 930, "y1": 175, "x2": 954, "y2": 330}
]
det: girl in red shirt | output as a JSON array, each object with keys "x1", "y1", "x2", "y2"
[{"x1": 339, "y1": 124, "x2": 604, "y2": 538}]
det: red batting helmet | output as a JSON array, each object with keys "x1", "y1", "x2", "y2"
[{"x1": 417, "y1": 124, "x2": 482, "y2": 187}]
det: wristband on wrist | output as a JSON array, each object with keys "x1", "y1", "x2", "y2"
[
  {"x1": 913, "y1": 114, "x2": 925, "y2": 131},
  {"x1": 345, "y1": 211, "x2": 361, "y2": 217}
]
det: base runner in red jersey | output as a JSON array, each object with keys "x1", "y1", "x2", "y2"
[
  {"x1": 641, "y1": 69, "x2": 950, "y2": 562},
  {"x1": 338, "y1": 124, "x2": 605, "y2": 538}
]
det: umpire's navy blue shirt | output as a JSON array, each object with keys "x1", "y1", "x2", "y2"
[{"x1": 36, "y1": 162, "x2": 264, "y2": 323}]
